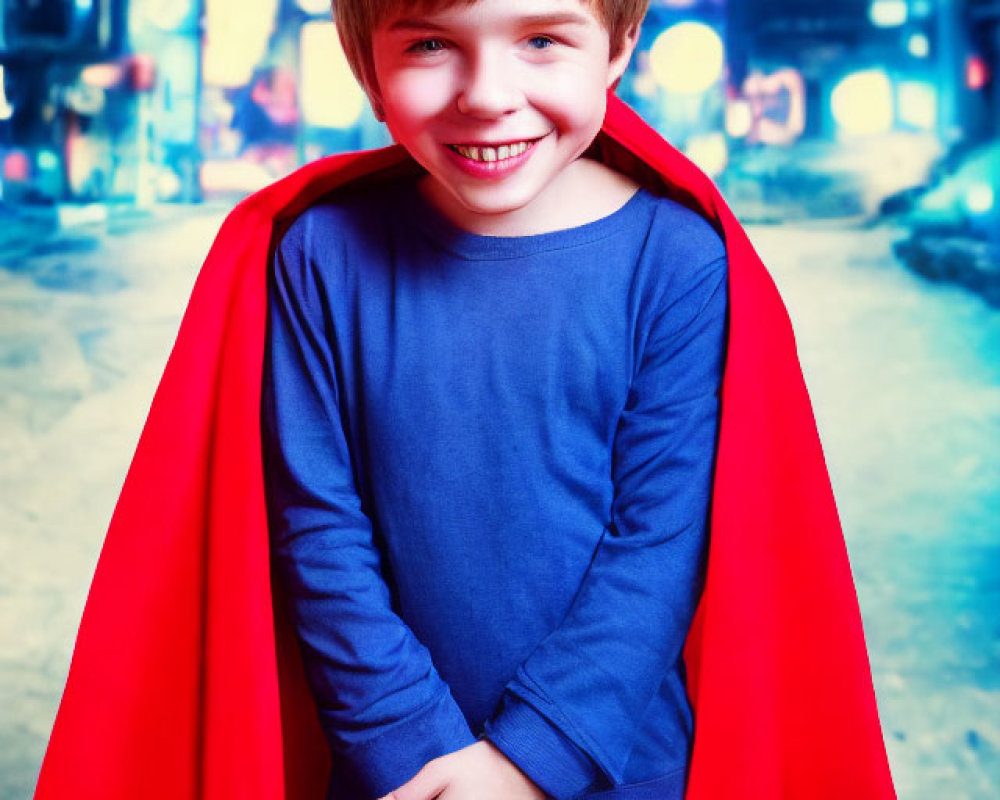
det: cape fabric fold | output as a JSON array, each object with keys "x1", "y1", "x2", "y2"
[{"x1": 34, "y1": 94, "x2": 895, "y2": 799}]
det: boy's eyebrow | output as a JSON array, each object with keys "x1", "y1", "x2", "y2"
[
  {"x1": 513, "y1": 12, "x2": 594, "y2": 28},
  {"x1": 387, "y1": 12, "x2": 592, "y2": 33}
]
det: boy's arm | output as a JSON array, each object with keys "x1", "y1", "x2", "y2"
[
  {"x1": 481, "y1": 254, "x2": 729, "y2": 798},
  {"x1": 262, "y1": 237, "x2": 475, "y2": 798}
]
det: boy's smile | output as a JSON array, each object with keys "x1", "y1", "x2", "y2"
[
  {"x1": 370, "y1": 0, "x2": 638, "y2": 235},
  {"x1": 444, "y1": 136, "x2": 545, "y2": 179}
]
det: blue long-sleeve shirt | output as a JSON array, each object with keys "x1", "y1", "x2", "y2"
[{"x1": 261, "y1": 174, "x2": 728, "y2": 800}]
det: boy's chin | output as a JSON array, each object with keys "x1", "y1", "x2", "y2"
[
  {"x1": 422, "y1": 175, "x2": 535, "y2": 219},
  {"x1": 454, "y1": 192, "x2": 532, "y2": 217},
  {"x1": 440, "y1": 186, "x2": 543, "y2": 225}
]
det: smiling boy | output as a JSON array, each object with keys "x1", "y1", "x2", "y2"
[
  {"x1": 263, "y1": 1, "x2": 725, "y2": 799},
  {"x1": 34, "y1": 0, "x2": 897, "y2": 799}
]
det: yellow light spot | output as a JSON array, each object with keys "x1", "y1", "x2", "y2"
[
  {"x1": 649, "y1": 22, "x2": 725, "y2": 95},
  {"x1": 300, "y1": 21, "x2": 365, "y2": 129}
]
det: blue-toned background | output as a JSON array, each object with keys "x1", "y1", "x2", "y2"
[{"x1": 0, "y1": 1, "x2": 997, "y2": 798}]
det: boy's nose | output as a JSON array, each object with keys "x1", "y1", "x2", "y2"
[{"x1": 455, "y1": 52, "x2": 521, "y2": 118}]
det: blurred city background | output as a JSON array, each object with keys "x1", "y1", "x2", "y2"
[{"x1": 0, "y1": 0, "x2": 997, "y2": 798}]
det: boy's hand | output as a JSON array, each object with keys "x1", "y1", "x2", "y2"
[{"x1": 376, "y1": 739, "x2": 547, "y2": 800}]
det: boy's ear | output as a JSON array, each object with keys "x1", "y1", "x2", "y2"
[{"x1": 607, "y1": 23, "x2": 641, "y2": 90}]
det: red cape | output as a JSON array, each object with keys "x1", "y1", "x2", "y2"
[{"x1": 35, "y1": 95, "x2": 895, "y2": 799}]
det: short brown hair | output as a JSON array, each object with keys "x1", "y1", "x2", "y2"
[{"x1": 333, "y1": 0, "x2": 649, "y2": 104}]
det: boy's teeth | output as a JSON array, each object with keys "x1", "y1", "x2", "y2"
[{"x1": 453, "y1": 141, "x2": 531, "y2": 162}]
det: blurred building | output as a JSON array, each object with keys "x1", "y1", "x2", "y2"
[
  {"x1": 0, "y1": 0, "x2": 130, "y2": 202},
  {"x1": 723, "y1": 0, "x2": 998, "y2": 218},
  {"x1": 729, "y1": 0, "x2": 995, "y2": 143}
]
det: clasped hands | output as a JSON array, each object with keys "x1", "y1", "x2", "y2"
[{"x1": 376, "y1": 739, "x2": 547, "y2": 800}]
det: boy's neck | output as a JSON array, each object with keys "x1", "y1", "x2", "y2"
[{"x1": 416, "y1": 156, "x2": 641, "y2": 238}]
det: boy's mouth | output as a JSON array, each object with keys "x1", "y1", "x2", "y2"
[{"x1": 446, "y1": 136, "x2": 544, "y2": 164}]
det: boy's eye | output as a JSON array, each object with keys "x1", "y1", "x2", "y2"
[
  {"x1": 407, "y1": 38, "x2": 448, "y2": 55},
  {"x1": 527, "y1": 35, "x2": 556, "y2": 50}
]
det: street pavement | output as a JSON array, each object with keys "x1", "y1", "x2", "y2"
[
  {"x1": 0, "y1": 207, "x2": 997, "y2": 799},
  {"x1": 749, "y1": 222, "x2": 999, "y2": 799}
]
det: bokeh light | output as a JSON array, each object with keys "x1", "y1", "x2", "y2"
[
  {"x1": 0, "y1": 66, "x2": 14, "y2": 121},
  {"x1": 897, "y1": 80, "x2": 937, "y2": 130},
  {"x1": 869, "y1": 0, "x2": 908, "y2": 28},
  {"x1": 831, "y1": 69, "x2": 894, "y2": 136},
  {"x1": 683, "y1": 131, "x2": 728, "y2": 177},
  {"x1": 300, "y1": 20, "x2": 365, "y2": 129},
  {"x1": 964, "y1": 183, "x2": 995, "y2": 215},
  {"x1": 725, "y1": 99, "x2": 753, "y2": 138},
  {"x1": 203, "y1": 0, "x2": 279, "y2": 87},
  {"x1": 907, "y1": 32, "x2": 930, "y2": 58},
  {"x1": 648, "y1": 22, "x2": 725, "y2": 95}
]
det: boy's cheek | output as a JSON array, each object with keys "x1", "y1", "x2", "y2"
[
  {"x1": 381, "y1": 74, "x2": 452, "y2": 118},
  {"x1": 542, "y1": 69, "x2": 609, "y2": 113}
]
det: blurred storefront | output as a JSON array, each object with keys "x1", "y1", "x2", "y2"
[
  {"x1": 1, "y1": 0, "x2": 128, "y2": 202},
  {"x1": 723, "y1": 0, "x2": 998, "y2": 220}
]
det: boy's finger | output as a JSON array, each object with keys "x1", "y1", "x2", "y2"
[{"x1": 384, "y1": 760, "x2": 449, "y2": 800}]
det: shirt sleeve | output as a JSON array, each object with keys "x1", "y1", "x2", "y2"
[
  {"x1": 481, "y1": 253, "x2": 729, "y2": 798},
  {"x1": 261, "y1": 224, "x2": 476, "y2": 798}
]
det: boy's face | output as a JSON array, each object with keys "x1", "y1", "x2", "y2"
[{"x1": 370, "y1": 0, "x2": 638, "y2": 229}]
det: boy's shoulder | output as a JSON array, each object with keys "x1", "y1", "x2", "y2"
[
  {"x1": 570, "y1": 157, "x2": 726, "y2": 272},
  {"x1": 642, "y1": 190, "x2": 727, "y2": 273},
  {"x1": 626, "y1": 189, "x2": 729, "y2": 339}
]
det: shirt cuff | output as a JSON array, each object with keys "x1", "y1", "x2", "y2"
[
  {"x1": 330, "y1": 689, "x2": 477, "y2": 798},
  {"x1": 481, "y1": 691, "x2": 603, "y2": 800}
]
